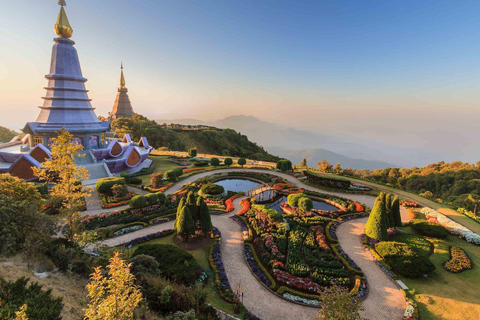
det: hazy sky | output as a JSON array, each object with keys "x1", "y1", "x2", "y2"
[{"x1": 1, "y1": 0, "x2": 479, "y2": 162}]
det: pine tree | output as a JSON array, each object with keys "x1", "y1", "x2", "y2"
[
  {"x1": 197, "y1": 198, "x2": 213, "y2": 237},
  {"x1": 186, "y1": 191, "x2": 198, "y2": 220},
  {"x1": 174, "y1": 197, "x2": 186, "y2": 231},
  {"x1": 385, "y1": 193, "x2": 395, "y2": 229},
  {"x1": 365, "y1": 199, "x2": 388, "y2": 241},
  {"x1": 301, "y1": 157, "x2": 307, "y2": 168},
  {"x1": 177, "y1": 206, "x2": 195, "y2": 242},
  {"x1": 391, "y1": 196, "x2": 402, "y2": 228}
]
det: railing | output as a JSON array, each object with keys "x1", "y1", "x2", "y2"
[{"x1": 89, "y1": 149, "x2": 97, "y2": 164}]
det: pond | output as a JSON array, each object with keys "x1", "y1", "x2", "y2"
[
  {"x1": 214, "y1": 178, "x2": 262, "y2": 193},
  {"x1": 263, "y1": 195, "x2": 339, "y2": 213}
]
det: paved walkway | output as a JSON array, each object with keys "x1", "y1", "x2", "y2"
[
  {"x1": 83, "y1": 186, "x2": 150, "y2": 217},
  {"x1": 99, "y1": 169, "x2": 404, "y2": 320}
]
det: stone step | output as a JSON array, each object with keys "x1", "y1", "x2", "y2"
[{"x1": 84, "y1": 163, "x2": 109, "y2": 180}]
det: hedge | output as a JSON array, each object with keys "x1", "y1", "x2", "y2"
[
  {"x1": 409, "y1": 219, "x2": 449, "y2": 239},
  {"x1": 331, "y1": 244, "x2": 364, "y2": 275},
  {"x1": 145, "y1": 193, "x2": 159, "y2": 205},
  {"x1": 96, "y1": 177, "x2": 126, "y2": 195},
  {"x1": 325, "y1": 221, "x2": 338, "y2": 243},
  {"x1": 276, "y1": 286, "x2": 320, "y2": 301},
  {"x1": 244, "y1": 243, "x2": 276, "y2": 290},
  {"x1": 34, "y1": 182, "x2": 48, "y2": 196},
  {"x1": 120, "y1": 172, "x2": 131, "y2": 184},
  {"x1": 129, "y1": 195, "x2": 148, "y2": 208}
]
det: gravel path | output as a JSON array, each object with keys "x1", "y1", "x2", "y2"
[{"x1": 99, "y1": 169, "x2": 404, "y2": 320}]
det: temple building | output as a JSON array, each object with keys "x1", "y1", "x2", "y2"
[
  {"x1": 23, "y1": 1, "x2": 110, "y2": 150},
  {"x1": 109, "y1": 64, "x2": 136, "y2": 120},
  {"x1": 0, "y1": 1, "x2": 153, "y2": 181}
]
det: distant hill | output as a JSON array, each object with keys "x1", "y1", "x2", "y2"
[
  {"x1": 267, "y1": 146, "x2": 394, "y2": 170},
  {"x1": 0, "y1": 126, "x2": 19, "y2": 143},
  {"x1": 113, "y1": 115, "x2": 279, "y2": 162}
]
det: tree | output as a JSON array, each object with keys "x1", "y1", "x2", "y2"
[
  {"x1": 385, "y1": 193, "x2": 395, "y2": 229},
  {"x1": 276, "y1": 160, "x2": 292, "y2": 172},
  {"x1": 224, "y1": 158, "x2": 233, "y2": 166},
  {"x1": 391, "y1": 196, "x2": 402, "y2": 228},
  {"x1": 317, "y1": 283, "x2": 364, "y2": 320},
  {"x1": 300, "y1": 157, "x2": 307, "y2": 168},
  {"x1": 177, "y1": 206, "x2": 195, "y2": 242},
  {"x1": 334, "y1": 162, "x2": 342, "y2": 175},
  {"x1": 197, "y1": 198, "x2": 213, "y2": 237},
  {"x1": 33, "y1": 128, "x2": 90, "y2": 241},
  {"x1": 14, "y1": 304, "x2": 29, "y2": 320},
  {"x1": 317, "y1": 160, "x2": 333, "y2": 172},
  {"x1": 85, "y1": 252, "x2": 143, "y2": 320},
  {"x1": 364, "y1": 198, "x2": 388, "y2": 241},
  {"x1": 174, "y1": 197, "x2": 186, "y2": 231},
  {"x1": 298, "y1": 197, "x2": 313, "y2": 212},
  {"x1": 188, "y1": 148, "x2": 197, "y2": 157},
  {"x1": 164, "y1": 170, "x2": 179, "y2": 182},
  {"x1": 186, "y1": 191, "x2": 198, "y2": 220},
  {"x1": 210, "y1": 157, "x2": 220, "y2": 167},
  {"x1": 238, "y1": 158, "x2": 246, "y2": 168}
]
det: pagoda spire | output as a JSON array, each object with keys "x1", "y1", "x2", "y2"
[
  {"x1": 54, "y1": 0, "x2": 73, "y2": 38},
  {"x1": 120, "y1": 63, "x2": 126, "y2": 89}
]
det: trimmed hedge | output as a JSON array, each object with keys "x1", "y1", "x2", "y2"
[
  {"x1": 375, "y1": 241, "x2": 435, "y2": 278},
  {"x1": 276, "y1": 286, "x2": 320, "y2": 301},
  {"x1": 145, "y1": 193, "x2": 159, "y2": 205},
  {"x1": 409, "y1": 219, "x2": 449, "y2": 238},
  {"x1": 200, "y1": 183, "x2": 225, "y2": 195},
  {"x1": 331, "y1": 244, "x2": 364, "y2": 275},
  {"x1": 108, "y1": 222, "x2": 147, "y2": 237},
  {"x1": 156, "y1": 192, "x2": 166, "y2": 202},
  {"x1": 325, "y1": 221, "x2": 338, "y2": 243},
  {"x1": 96, "y1": 177, "x2": 126, "y2": 195},
  {"x1": 120, "y1": 172, "x2": 131, "y2": 184},
  {"x1": 244, "y1": 243, "x2": 276, "y2": 290},
  {"x1": 129, "y1": 195, "x2": 148, "y2": 208}
]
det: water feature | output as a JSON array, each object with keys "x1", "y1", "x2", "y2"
[
  {"x1": 214, "y1": 178, "x2": 261, "y2": 193},
  {"x1": 262, "y1": 195, "x2": 339, "y2": 213}
]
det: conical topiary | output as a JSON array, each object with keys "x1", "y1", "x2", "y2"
[
  {"x1": 391, "y1": 196, "x2": 402, "y2": 228},
  {"x1": 174, "y1": 197, "x2": 186, "y2": 231},
  {"x1": 177, "y1": 205, "x2": 195, "y2": 242},
  {"x1": 385, "y1": 193, "x2": 395, "y2": 229},
  {"x1": 365, "y1": 199, "x2": 388, "y2": 241},
  {"x1": 198, "y1": 198, "x2": 213, "y2": 236}
]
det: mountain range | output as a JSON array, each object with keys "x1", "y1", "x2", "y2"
[{"x1": 156, "y1": 115, "x2": 402, "y2": 170}]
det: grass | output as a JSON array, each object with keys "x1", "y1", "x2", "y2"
[
  {"x1": 394, "y1": 234, "x2": 432, "y2": 256},
  {"x1": 394, "y1": 222, "x2": 480, "y2": 319},
  {"x1": 124, "y1": 233, "x2": 243, "y2": 317}
]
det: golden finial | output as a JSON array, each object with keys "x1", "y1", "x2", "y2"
[
  {"x1": 120, "y1": 63, "x2": 126, "y2": 89},
  {"x1": 54, "y1": 1, "x2": 73, "y2": 38}
]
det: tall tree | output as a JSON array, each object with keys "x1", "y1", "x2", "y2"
[
  {"x1": 300, "y1": 157, "x2": 307, "y2": 168},
  {"x1": 33, "y1": 128, "x2": 90, "y2": 241},
  {"x1": 317, "y1": 160, "x2": 333, "y2": 172},
  {"x1": 177, "y1": 206, "x2": 195, "y2": 242},
  {"x1": 391, "y1": 196, "x2": 402, "y2": 228},
  {"x1": 365, "y1": 198, "x2": 388, "y2": 241},
  {"x1": 85, "y1": 252, "x2": 143, "y2": 320},
  {"x1": 334, "y1": 162, "x2": 342, "y2": 174},
  {"x1": 174, "y1": 197, "x2": 186, "y2": 231},
  {"x1": 197, "y1": 198, "x2": 213, "y2": 237},
  {"x1": 385, "y1": 193, "x2": 395, "y2": 229},
  {"x1": 186, "y1": 191, "x2": 198, "y2": 219}
]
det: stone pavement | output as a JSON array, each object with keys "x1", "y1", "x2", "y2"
[{"x1": 98, "y1": 169, "x2": 405, "y2": 320}]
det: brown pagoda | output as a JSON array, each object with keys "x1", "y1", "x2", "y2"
[{"x1": 109, "y1": 64, "x2": 135, "y2": 120}]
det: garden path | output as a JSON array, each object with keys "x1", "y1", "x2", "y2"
[{"x1": 100, "y1": 169, "x2": 405, "y2": 320}]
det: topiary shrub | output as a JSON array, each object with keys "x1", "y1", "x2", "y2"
[
  {"x1": 120, "y1": 172, "x2": 131, "y2": 184},
  {"x1": 287, "y1": 193, "x2": 308, "y2": 207},
  {"x1": 111, "y1": 184, "x2": 128, "y2": 199},
  {"x1": 0, "y1": 277, "x2": 64, "y2": 320},
  {"x1": 129, "y1": 195, "x2": 148, "y2": 208},
  {"x1": 96, "y1": 177, "x2": 126, "y2": 196},
  {"x1": 200, "y1": 183, "x2": 225, "y2": 195},
  {"x1": 193, "y1": 162, "x2": 209, "y2": 167},
  {"x1": 145, "y1": 193, "x2": 159, "y2": 205},
  {"x1": 276, "y1": 159, "x2": 293, "y2": 172},
  {"x1": 128, "y1": 254, "x2": 161, "y2": 278},
  {"x1": 238, "y1": 158, "x2": 246, "y2": 167},
  {"x1": 164, "y1": 170, "x2": 178, "y2": 182},
  {"x1": 188, "y1": 148, "x2": 197, "y2": 157},
  {"x1": 298, "y1": 197, "x2": 313, "y2": 212},
  {"x1": 210, "y1": 157, "x2": 220, "y2": 167},
  {"x1": 156, "y1": 192, "x2": 166, "y2": 203},
  {"x1": 130, "y1": 177, "x2": 142, "y2": 185},
  {"x1": 150, "y1": 172, "x2": 164, "y2": 188},
  {"x1": 132, "y1": 244, "x2": 202, "y2": 285},
  {"x1": 365, "y1": 198, "x2": 388, "y2": 241},
  {"x1": 409, "y1": 219, "x2": 449, "y2": 238},
  {"x1": 375, "y1": 241, "x2": 435, "y2": 278},
  {"x1": 224, "y1": 158, "x2": 233, "y2": 166}
]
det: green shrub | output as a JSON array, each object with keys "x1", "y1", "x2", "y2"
[
  {"x1": 34, "y1": 182, "x2": 48, "y2": 196},
  {"x1": 210, "y1": 157, "x2": 220, "y2": 167},
  {"x1": 287, "y1": 193, "x2": 308, "y2": 207},
  {"x1": 269, "y1": 211, "x2": 284, "y2": 222},
  {"x1": 96, "y1": 177, "x2": 126, "y2": 196},
  {"x1": 394, "y1": 235, "x2": 431, "y2": 256},
  {"x1": 120, "y1": 172, "x2": 131, "y2": 184},
  {"x1": 128, "y1": 254, "x2": 161, "y2": 278},
  {"x1": 145, "y1": 193, "x2": 159, "y2": 205},
  {"x1": 298, "y1": 197, "x2": 313, "y2": 212},
  {"x1": 156, "y1": 192, "x2": 166, "y2": 202},
  {"x1": 164, "y1": 170, "x2": 178, "y2": 181},
  {"x1": 276, "y1": 159, "x2": 293, "y2": 172},
  {"x1": 238, "y1": 158, "x2": 246, "y2": 167},
  {"x1": 375, "y1": 241, "x2": 435, "y2": 278},
  {"x1": 365, "y1": 198, "x2": 388, "y2": 241},
  {"x1": 200, "y1": 183, "x2": 225, "y2": 195},
  {"x1": 224, "y1": 158, "x2": 233, "y2": 166},
  {"x1": 409, "y1": 219, "x2": 449, "y2": 238},
  {"x1": 0, "y1": 277, "x2": 63, "y2": 320},
  {"x1": 193, "y1": 162, "x2": 209, "y2": 167},
  {"x1": 130, "y1": 195, "x2": 148, "y2": 208},
  {"x1": 130, "y1": 177, "x2": 142, "y2": 185},
  {"x1": 188, "y1": 148, "x2": 197, "y2": 157},
  {"x1": 133, "y1": 244, "x2": 202, "y2": 285}
]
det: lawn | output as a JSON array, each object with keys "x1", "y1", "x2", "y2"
[
  {"x1": 124, "y1": 233, "x2": 243, "y2": 317},
  {"x1": 395, "y1": 226, "x2": 480, "y2": 320}
]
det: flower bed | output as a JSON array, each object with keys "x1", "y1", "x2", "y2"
[
  {"x1": 124, "y1": 229, "x2": 174, "y2": 249},
  {"x1": 232, "y1": 215, "x2": 252, "y2": 241},
  {"x1": 100, "y1": 192, "x2": 136, "y2": 209},
  {"x1": 283, "y1": 292, "x2": 320, "y2": 306},
  {"x1": 404, "y1": 298, "x2": 419, "y2": 320},
  {"x1": 443, "y1": 246, "x2": 473, "y2": 273},
  {"x1": 109, "y1": 222, "x2": 148, "y2": 237},
  {"x1": 238, "y1": 199, "x2": 251, "y2": 215},
  {"x1": 331, "y1": 244, "x2": 363, "y2": 274},
  {"x1": 422, "y1": 207, "x2": 480, "y2": 245},
  {"x1": 401, "y1": 200, "x2": 419, "y2": 208},
  {"x1": 457, "y1": 208, "x2": 480, "y2": 224},
  {"x1": 273, "y1": 269, "x2": 321, "y2": 293},
  {"x1": 183, "y1": 168, "x2": 205, "y2": 174},
  {"x1": 244, "y1": 243, "x2": 275, "y2": 289},
  {"x1": 209, "y1": 240, "x2": 234, "y2": 302},
  {"x1": 226, "y1": 171, "x2": 284, "y2": 184}
]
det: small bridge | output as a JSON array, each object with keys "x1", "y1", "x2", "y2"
[{"x1": 246, "y1": 184, "x2": 280, "y2": 202}]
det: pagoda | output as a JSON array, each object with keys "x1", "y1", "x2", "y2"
[
  {"x1": 23, "y1": 0, "x2": 109, "y2": 150},
  {"x1": 109, "y1": 64, "x2": 136, "y2": 120}
]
